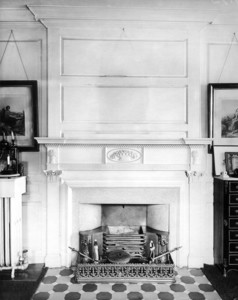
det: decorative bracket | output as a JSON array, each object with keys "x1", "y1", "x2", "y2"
[
  {"x1": 43, "y1": 169, "x2": 62, "y2": 181},
  {"x1": 185, "y1": 170, "x2": 204, "y2": 183}
]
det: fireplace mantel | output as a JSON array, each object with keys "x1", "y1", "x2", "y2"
[
  {"x1": 36, "y1": 137, "x2": 213, "y2": 146},
  {"x1": 36, "y1": 136, "x2": 212, "y2": 177},
  {"x1": 36, "y1": 136, "x2": 213, "y2": 268}
]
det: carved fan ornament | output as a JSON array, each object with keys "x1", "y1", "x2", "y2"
[{"x1": 107, "y1": 148, "x2": 141, "y2": 163}]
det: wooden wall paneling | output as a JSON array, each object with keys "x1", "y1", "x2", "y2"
[
  {"x1": 62, "y1": 38, "x2": 187, "y2": 77},
  {"x1": 49, "y1": 25, "x2": 190, "y2": 138},
  {"x1": 61, "y1": 85, "x2": 187, "y2": 129}
]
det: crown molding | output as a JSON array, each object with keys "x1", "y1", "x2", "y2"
[
  {"x1": 26, "y1": 5, "x2": 218, "y2": 24},
  {"x1": 1, "y1": 2, "x2": 238, "y2": 26}
]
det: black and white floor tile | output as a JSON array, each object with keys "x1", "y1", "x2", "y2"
[{"x1": 32, "y1": 267, "x2": 221, "y2": 300}]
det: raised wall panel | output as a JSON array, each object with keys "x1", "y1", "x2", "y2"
[
  {"x1": 62, "y1": 38, "x2": 187, "y2": 77},
  {"x1": 61, "y1": 86, "x2": 187, "y2": 124},
  {"x1": 48, "y1": 26, "x2": 190, "y2": 138}
]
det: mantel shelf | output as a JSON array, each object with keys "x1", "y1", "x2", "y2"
[{"x1": 35, "y1": 137, "x2": 213, "y2": 146}]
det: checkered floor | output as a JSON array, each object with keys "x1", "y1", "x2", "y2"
[{"x1": 31, "y1": 267, "x2": 221, "y2": 300}]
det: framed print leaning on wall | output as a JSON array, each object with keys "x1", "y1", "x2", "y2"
[
  {"x1": 225, "y1": 152, "x2": 238, "y2": 177},
  {"x1": 0, "y1": 81, "x2": 38, "y2": 151},
  {"x1": 208, "y1": 83, "x2": 238, "y2": 145}
]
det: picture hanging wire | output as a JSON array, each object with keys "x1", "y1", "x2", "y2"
[
  {"x1": 0, "y1": 30, "x2": 29, "y2": 80},
  {"x1": 217, "y1": 32, "x2": 238, "y2": 83},
  {"x1": 101, "y1": 27, "x2": 139, "y2": 76}
]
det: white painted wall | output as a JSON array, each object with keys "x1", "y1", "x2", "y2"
[{"x1": 0, "y1": 0, "x2": 238, "y2": 264}]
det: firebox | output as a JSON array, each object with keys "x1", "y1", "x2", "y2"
[{"x1": 74, "y1": 204, "x2": 176, "y2": 283}]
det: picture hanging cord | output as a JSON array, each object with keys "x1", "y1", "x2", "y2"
[
  {"x1": 218, "y1": 32, "x2": 238, "y2": 83},
  {"x1": 0, "y1": 30, "x2": 29, "y2": 80},
  {"x1": 101, "y1": 27, "x2": 139, "y2": 76}
]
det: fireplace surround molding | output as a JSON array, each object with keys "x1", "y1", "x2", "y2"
[{"x1": 36, "y1": 137, "x2": 214, "y2": 269}]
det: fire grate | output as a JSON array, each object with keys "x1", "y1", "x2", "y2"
[
  {"x1": 103, "y1": 232, "x2": 146, "y2": 257},
  {"x1": 74, "y1": 226, "x2": 176, "y2": 283},
  {"x1": 74, "y1": 255, "x2": 175, "y2": 283}
]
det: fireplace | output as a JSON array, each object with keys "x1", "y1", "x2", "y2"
[
  {"x1": 71, "y1": 186, "x2": 181, "y2": 266},
  {"x1": 36, "y1": 139, "x2": 214, "y2": 269}
]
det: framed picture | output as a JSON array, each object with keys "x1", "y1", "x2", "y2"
[
  {"x1": 225, "y1": 152, "x2": 238, "y2": 177},
  {"x1": 0, "y1": 80, "x2": 38, "y2": 151},
  {"x1": 208, "y1": 83, "x2": 238, "y2": 145}
]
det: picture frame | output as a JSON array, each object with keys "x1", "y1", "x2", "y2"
[
  {"x1": 225, "y1": 152, "x2": 238, "y2": 177},
  {"x1": 208, "y1": 83, "x2": 238, "y2": 146},
  {"x1": 0, "y1": 80, "x2": 38, "y2": 151}
]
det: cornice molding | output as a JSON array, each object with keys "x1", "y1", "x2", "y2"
[
  {"x1": 24, "y1": 3, "x2": 238, "y2": 27},
  {"x1": 26, "y1": 5, "x2": 218, "y2": 23},
  {"x1": 1, "y1": 2, "x2": 238, "y2": 26}
]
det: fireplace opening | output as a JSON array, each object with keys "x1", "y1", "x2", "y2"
[
  {"x1": 78, "y1": 204, "x2": 170, "y2": 260},
  {"x1": 75, "y1": 204, "x2": 176, "y2": 283}
]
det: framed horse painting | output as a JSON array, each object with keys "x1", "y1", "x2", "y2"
[
  {"x1": 208, "y1": 83, "x2": 238, "y2": 146},
  {"x1": 0, "y1": 81, "x2": 38, "y2": 151}
]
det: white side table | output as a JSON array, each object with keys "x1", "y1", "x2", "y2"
[{"x1": 0, "y1": 176, "x2": 26, "y2": 277}]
